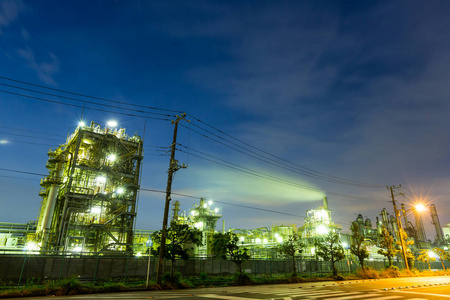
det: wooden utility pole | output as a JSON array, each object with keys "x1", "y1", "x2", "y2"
[
  {"x1": 156, "y1": 113, "x2": 187, "y2": 285},
  {"x1": 388, "y1": 185, "x2": 409, "y2": 271}
]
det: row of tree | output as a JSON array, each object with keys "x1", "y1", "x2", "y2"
[{"x1": 151, "y1": 221, "x2": 450, "y2": 279}]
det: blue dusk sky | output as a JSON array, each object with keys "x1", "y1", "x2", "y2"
[{"x1": 1, "y1": 0, "x2": 449, "y2": 237}]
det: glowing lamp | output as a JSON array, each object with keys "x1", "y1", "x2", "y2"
[
  {"x1": 96, "y1": 176, "x2": 107, "y2": 183},
  {"x1": 107, "y1": 120, "x2": 118, "y2": 127},
  {"x1": 415, "y1": 204, "x2": 425, "y2": 212},
  {"x1": 116, "y1": 188, "x2": 124, "y2": 194},
  {"x1": 316, "y1": 225, "x2": 328, "y2": 235},
  {"x1": 78, "y1": 121, "x2": 86, "y2": 127}
]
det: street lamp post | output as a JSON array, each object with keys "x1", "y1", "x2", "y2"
[{"x1": 146, "y1": 236, "x2": 153, "y2": 288}]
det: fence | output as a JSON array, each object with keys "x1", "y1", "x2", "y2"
[{"x1": 0, "y1": 253, "x2": 447, "y2": 286}]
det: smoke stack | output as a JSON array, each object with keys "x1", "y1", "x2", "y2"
[
  {"x1": 323, "y1": 196, "x2": 328, "y2": 210},
  {"x1": 430, "y1": 204, "x2": 444, "y2": 244},
  {"x1": 414, "y1": 208, "x2": 427, "y2": 242}
]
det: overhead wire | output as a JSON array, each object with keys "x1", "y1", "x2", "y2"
[
  {"x1": 0, "y1": 75, "x2": 184, "y2": 114},
  {"x1": 0, "y1": 89, "x2": 172, "y2": 121},
  {"x1": 187, "y1": 113, "x2": 385, "y2": 188}
]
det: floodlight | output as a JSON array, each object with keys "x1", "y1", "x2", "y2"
[{"x1": 107, "y1": 120, "x2": 118, "y2": 127}]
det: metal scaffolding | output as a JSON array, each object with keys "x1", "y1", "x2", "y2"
[{"x1": 35, "y1": 121, "x2": 143, "y2": 253}]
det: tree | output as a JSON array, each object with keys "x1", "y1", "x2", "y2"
[
  {"x1": 152, "y1": 221, "x2": 202, "y2": 278},
  {"x1": 316, "y1": 232, "x2": 345, "y2": 276},
  {"x1": 211, "y1": 232, "x2": 250, "y2": 275},
  {"x1": 277, "y1": 233, "x2": 306, "y2": 277},
  {"x1": 417, "y1": 249, "x2": 436, "y2": 270},
  {"x1": 378, "y1": 226, "x2": 398, "y2": 267},
  {"x1": 433, "y1": 247, "x2": 449, "y2": 270},
  {"x1": 350, "y1": 222, "x2": 370, "y2": 270}
]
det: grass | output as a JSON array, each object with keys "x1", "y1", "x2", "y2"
[{"x1": 1, "y1": 268, "x2": 449, "y2": 298}]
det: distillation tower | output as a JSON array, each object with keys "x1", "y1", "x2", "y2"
[{"x1": 35, "y1": 121, "x2": 143, "y2": 253}]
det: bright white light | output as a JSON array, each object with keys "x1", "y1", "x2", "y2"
[
  {"x1": 25, "y1": 241, "x2": 38, "y2": 251},
  {"x1": 203, "y1": 203, "x2": 207, "y2": 208},
  {"x1": 415, "y1": 204, "x2": 425, "y2": 212},
  {"x1": 276, "y1": 236, "x2": 283, "y2": 243},
  {"x1": 194, "y1": 222, "x2": 204, "y2": 229},
  {"x1": 91, "y1": 207, "x2": 101, "y2": 214},
  {"x1": 96, "y1": 176, "x2": 107, "y2": 183},
  {"x1": 263, "y1": 238, "x2": 268, "y2": 244},
  {"x1": 78, "y1": 121, "x2": 86, "y2": 127},
  {"x1": 135, "y1": 252, "x2": 142, "y2": 257},
  {"x1": 428, "y1": 251, "x2": 438, "y2": 258},
  {"x1": 239, "y1": 236, "x2": 245, "y2": 241},
  {"x1": 255, "y1": 238, "x2": 261, "y2": 244},
  {"x1": 107, "y1": 154, "x2": 117, "y2": 162},
  {"x1": 107, "y1": 120, "x2": 118, "y2": 127},
  {"x1": 342, "y1": 242, "x2": 348, "y2": 248},
  {"x1": 274, "y1": 233, "x2": 279, "y2": 238},
  {"x1": 208, "y1": 200, "x2": 213, "y2": 205},
  {"x1": 116, "y1": 188, "x2": 124, "y2": 194},
  {"x1": 73, "y1": 247, "x2": 82, "y2": 252},
  {"x1": 190, "y1": 210, "x2": 197, "y2": 216},
  {"x1": 0, "y1": 139, "x2": 8, "y2": 145},
  {"x1": 214, "y1": 208, "x2": 219, "y2": 213},
  {"x1": 316, "y1": 225, "x2": 328, "y2": 235},
  {"x1": 444, "y1": 247, "x2": 449, "y2": 251}
]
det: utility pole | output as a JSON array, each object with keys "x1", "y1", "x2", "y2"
[
  {"x1": 156, "y1": 113, "x2": 187, "y2": 285},
  {"x1": 387, "y1": 185, "x2": 409, "y2": 271}
]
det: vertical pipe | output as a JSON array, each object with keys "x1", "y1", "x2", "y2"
[{"x1": 430, "y1": 204, "x2": 444, "y2": 244}]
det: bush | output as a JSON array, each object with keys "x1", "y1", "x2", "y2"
[
  {"x1": 381, "y1": 266, "x2": 401, "y2": 278},
  {"x1": 356, "y1": 267, "x2": 379, "y2": 279},
  {"x1": 162, "y1": 272, "x2": 182, "y2": 285},
  {"x1": 199, "y1": 272, "x2": 208, "y2": 281},
  {"x1": 233, "y1": 272, "x2": 253, "y2": 285}
]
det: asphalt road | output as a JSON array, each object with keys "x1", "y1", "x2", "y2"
[{"x1": 5, "y1": 276, "x2": 450, "y2": 299}]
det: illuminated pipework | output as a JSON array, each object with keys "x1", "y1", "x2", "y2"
[
  {"x1": 188, "y1": 198, "x2": 222, "y2": 256},
  {"x1": 35, "y1": 121, "x2": 143, "y2": 253}
]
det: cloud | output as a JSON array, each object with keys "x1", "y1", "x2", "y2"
[
  {"x1": 17, "y1": 48, "x2": 60, "y2": 85},
  {"x1": 0, "y1": 0, "x2": 25, "y2": 32}
]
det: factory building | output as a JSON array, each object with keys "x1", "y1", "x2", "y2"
[
  {"x1": 299, "y1": 197, "x2": 342, "y2": 258},
  {"x1": 33, "y1": 121, "x2": 143, "y2": 253}
]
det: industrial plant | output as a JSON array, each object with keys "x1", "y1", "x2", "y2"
[
  {"x1": 31, "y1": 121, "x2": 143, "y2": 253},
  {"x1": 0, "y1": 120, "x2": 449, "y2": 267}
]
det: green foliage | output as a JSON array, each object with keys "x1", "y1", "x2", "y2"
[
  {"x1": 152, "y1": 221, "x2": 203, "y2": 277},
  {"x1": 211, "y1": 232, "x2": 250, "y2": 274},
  {"x1": 377, "y1": 226, "x2": 398, "y2": 267},
  {"x1": 316, "y1": 232, "x2": 345, "y2": 276},
  {"x1": 277, "y1": 233, "x2": 306, "y2": 277},
  {"x1": 199, "y1": 271, "x2": 208, "y2": 281},
  {"x1": 233, "y1": 271, "x2": 253, "y2": 285},
  {"x1": 350, "y1": 222, "x2": 370, "y2": 269},
  {"x1": 433, "y1": 247, "x2": 449, "y2": 269},
  {"x1": 417, "y1": 249, "x2": 436, "y2": 270}
]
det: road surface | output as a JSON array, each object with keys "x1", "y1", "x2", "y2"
[{"x1": 5, "y1": 276, "x2": 450, "y2": 299}]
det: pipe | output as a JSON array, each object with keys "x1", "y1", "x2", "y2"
[{"x1": 430, "y1": 204, "x2": 444, "y2": 244}]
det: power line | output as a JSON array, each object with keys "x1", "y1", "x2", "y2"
[
  {"x1": 176, "y1": 146, "x2": 387, "y2": 203},
  {"x1": 181, "y1": 123, "x2": 383, "y2": 188},
  {"x1": 0, "y1": 82, "x2": 174, "y2": 118},
  {"x1": 187, "y1": 113, "x2": 385, "y2": 188},
  {"x1": 0, "y1": 75, "x2": 184, "y2": 114},
  {"x1": 0, "y1": 89, "x2": 172, "y2": 122}
]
